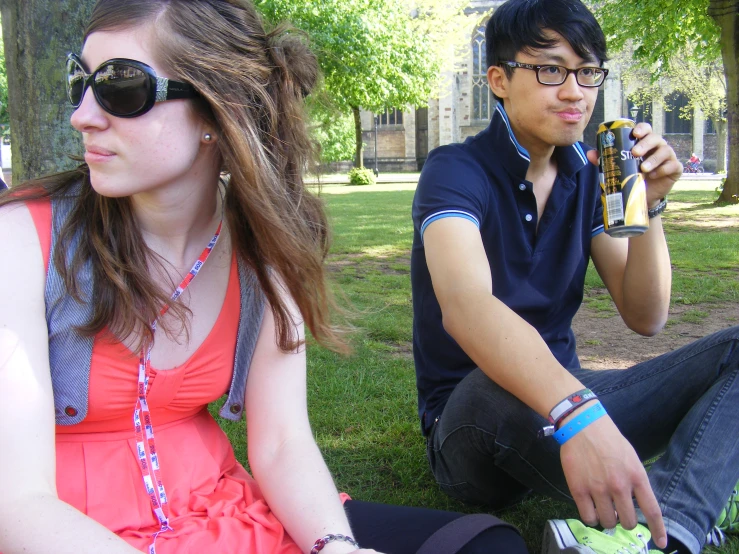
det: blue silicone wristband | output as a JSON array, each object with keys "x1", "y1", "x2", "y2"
[{"x1": 552, "y1": 401, "x2": 606, "y2": 445}]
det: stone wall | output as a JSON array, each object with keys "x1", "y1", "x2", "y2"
[
  {"x1": 459, "y1": 124, "x2": 487, "y2": 141},
  {"x1": 319, "y1": 161, "x2": 354, "y2": 174},
  {"x1": 703, "y1": 135, "x2": 718, "y2": 171},
  {"x1": 360, "y1": 127, "x2": 418, "y2": 171},
  {"x1": 665, "y1": 133, "x2": 721, "y2": 172},
  {"x1": 362, "y1": 128, "x2": 406, "y2": 159},
  {"x1": 362, "y1": 157, "x2": 419, "y2": 172},
  {"x1": 664, "y1": 134, "x2": 692, "y2": 162}
]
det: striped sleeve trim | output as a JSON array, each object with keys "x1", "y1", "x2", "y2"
[
  {"x1": 420, "y1": 210, "x2": 480, "y2": 241},
  {"x1": 591, "y1": 223, "x2": 605, "y2": 237}
]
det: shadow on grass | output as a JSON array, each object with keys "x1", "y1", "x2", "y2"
[
  {"x1": 674, "y1": 202, "x2": 737, "y2": 213},
  {"x1": 319, "y1": 444, "x2": 578, "y2": 554}
]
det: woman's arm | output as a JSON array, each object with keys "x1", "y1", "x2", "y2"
[
  {"x1": 245, "y1": 281, "x2": 375, "y2": 554},
  {"x1": 0, "y1": 204, "x2": 140, "y2": 554}
]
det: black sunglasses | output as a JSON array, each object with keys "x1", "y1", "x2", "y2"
[{"x1": 66, "y1": 53, "x2": 198, "y2": 118}]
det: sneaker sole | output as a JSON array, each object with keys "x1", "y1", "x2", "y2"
[{"x1": 541, "y1": 520, "x2": 595, "y2": 554}]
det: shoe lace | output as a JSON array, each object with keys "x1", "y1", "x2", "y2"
[
  {"x1": 706, "y1": 486, "x2": 738, "y2": 546},
  {"x1": 706, "y1": 526, "x2": 726, "y2": 546},
  {"x1": 602, "y1": 529, "x2": 650, "y2": 554}
]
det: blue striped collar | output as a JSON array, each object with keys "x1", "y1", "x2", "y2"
[
  {"x1": 490, "y1": 103, "x2": 591, "y2": 181},
  {"x1": 495, "y1": 103, "x2": 531, "y2": 163}
]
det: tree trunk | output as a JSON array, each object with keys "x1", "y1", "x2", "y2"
[
  {"x1": 715, "y1": 118, "x2": 727, "y2": 173},
  {"x1": 1, "y1": 0, "x2": 95, "y2": 184},
  {"x1": 352, "y1": 105, "x2": 363, "y2": 168},
  {"x1": 709, "y1": 0, "x2": 739, "y2": 202}
]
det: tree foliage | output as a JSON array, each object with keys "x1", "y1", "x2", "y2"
[
  {"x1": 594, "y1": 0, "x2": 738, "y2": 202},
  {"x1": 256, "y1": 0, "x2": 459, "y2": 111},
  {"x1": 622, "y1": 51, "x2": 724, "y2": 120},
  {"x1": 255, "y1": 0, "x2": 469, "y2": 166},
  {"x1": 596, "y1": 0, "x2": 721, "y2": 67},
  {"x1": 307, "y1": 98, "x2": 355, "y2": 165},
  {"x1": 621, "y1": 45, "x2": 727, "y2": 170}
]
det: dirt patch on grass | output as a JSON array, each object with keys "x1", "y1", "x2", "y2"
[
  {"x1": 573, "y1": 302, "x2": 739, "y2": 369},
  {"x1": 665, "y1": 214, "x2": 739, "y2": 230},
  {"x1": 387, "y1": 341, "x2": 414, "y2": 361},
  {"x1": 328, "y1": 253, "x2": 739, "y2": 368},
  {"x1": 327, "y1": 255, "x2": 411, "y2": 276}
]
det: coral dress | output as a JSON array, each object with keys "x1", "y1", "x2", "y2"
[{"x1": 29, "y1": 200, "x2": 302, "y2": 553}]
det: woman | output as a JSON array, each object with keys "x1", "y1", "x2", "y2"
[{"x1": 0, "y1": 1, "x2": 527, "y2": 553}]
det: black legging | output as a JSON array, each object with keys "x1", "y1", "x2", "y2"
[{"x1": 344, "y1": 500, "x2": 529, "y2": 554}]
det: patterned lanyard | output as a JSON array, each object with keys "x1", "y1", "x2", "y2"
[{"x1": 134, "y1": 217, "x2": 223, "y2": 554}]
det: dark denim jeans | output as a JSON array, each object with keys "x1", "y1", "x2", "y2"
[{"x1": 426, "y1": 326, "x2": 739, "y2": 554}]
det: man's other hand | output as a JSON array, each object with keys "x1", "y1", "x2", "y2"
[{"x1": 559, "y1": 414, "x2": 668, "y2": 550}]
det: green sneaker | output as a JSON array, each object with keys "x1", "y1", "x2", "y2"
[
  {"x1": 542, "y1": 519, "x2": 662, "y2": 554},
  {"x1": 707, "y1": 482, "x2": 739, "y2": 546}
]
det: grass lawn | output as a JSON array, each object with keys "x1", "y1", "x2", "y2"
[{"x1": 215, "y1": 178, "x2": 739, "y2": 553}]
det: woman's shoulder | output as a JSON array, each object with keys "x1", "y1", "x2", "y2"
[
  {"x1": 0, "y1": 196, "x2": 43, "y2": 230},
  {"x1": 0, "y1": 204, "x2": 47, "y2": 323},
  {"x1": 0, "y1": 191, "x2": 52, "y2": 273},
  {"x1": 1, "y1": 194, "x2": 52, "y2": 269}
]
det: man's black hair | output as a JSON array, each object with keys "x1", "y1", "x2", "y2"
[{"x1": 485, "y1": 0, "x2": 608, "y2": 101}]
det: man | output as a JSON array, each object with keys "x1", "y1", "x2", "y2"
[{"x1": 410, "y1": 1, "x2": 739, "y2": 553}]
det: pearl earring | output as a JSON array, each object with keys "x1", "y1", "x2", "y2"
[{"x1": 204, "y1": 133, "x2": 213, "y2": 142}]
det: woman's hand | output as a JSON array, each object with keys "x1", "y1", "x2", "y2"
[{"x1": 320, "y1": 543, "x2": 384, "y2": 554}]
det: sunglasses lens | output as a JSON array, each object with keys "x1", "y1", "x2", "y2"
[
  {"x1": 94, "y1": 62, "x2": 151, "y2": 116},
  {"x1": 66, "y1": 58, "x2": 86, "y2": 106}
]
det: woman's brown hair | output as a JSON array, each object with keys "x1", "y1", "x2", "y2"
[{"x1": 0, "y1": 0, "x2": 346, "y2": 353}]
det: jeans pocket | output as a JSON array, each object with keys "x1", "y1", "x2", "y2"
[{"x1": 426, "y1": 436, "x2": 436, "y2": 473}]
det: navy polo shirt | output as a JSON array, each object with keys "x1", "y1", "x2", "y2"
[{"x1": 411, "y1": 103, "x2": 605, "y2": 434}]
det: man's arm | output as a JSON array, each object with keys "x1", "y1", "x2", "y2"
[
  {"x1": 423, "y1": 216, "x2": 667, "y2": 548},
  {"x1": 589, "y1": 123, "x2": 681, "y2": 336},
  {"x1": 590, "y1": 217, "x2": 671, "y2": 336},
  {"x1": 424, "y1": 217, "x2": 590, "y2": 417}
]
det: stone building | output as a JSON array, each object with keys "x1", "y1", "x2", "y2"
[{"x1": 360, "y1": 0, "x2": 721, "y2": 172}]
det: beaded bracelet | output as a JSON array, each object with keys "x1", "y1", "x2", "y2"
[
  {"x1": 648, "y1": 197, "x2": 667, "y2": 218},
  {"x1": 553, "y1": 401, "x2": 607, "y2": 445},
  {"x1": 311, "y1": 533, "x2": 360, "y2": 553}
]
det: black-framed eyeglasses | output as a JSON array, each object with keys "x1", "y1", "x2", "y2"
[
  {"x1": 66, "y1": 53, "x2": 198, "y2": 118},
  {"x1": 500, "y1": 61, "x2": 608, "y2": 87}
]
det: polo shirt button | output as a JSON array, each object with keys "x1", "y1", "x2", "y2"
[
  {"x1": 229, "y1": 403, "x2": 242, "y2": 414},
  {"x1": 519, "y1": 183, "x2": 526, "y2": 191},
  {"x1": 525, "y1": 214, "x2": 533, "y2": 222}
]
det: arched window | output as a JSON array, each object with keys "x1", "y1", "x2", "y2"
[
  {"x1": 664, "y1": 92, "x2": 692, "y2": 134},
  {"x1": 626, "y1": 99, "x2": 652, "y2": 126},
  {"x1": 471, "y1": 24, "x2": 494, "y2": 121}
]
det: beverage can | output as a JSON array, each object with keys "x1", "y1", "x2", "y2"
[{"x1": 596, "y1": 119, "x2": 649, "y2": 237}]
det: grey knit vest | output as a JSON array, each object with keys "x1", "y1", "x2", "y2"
[{"x1": 46, "y1": 187, "x2": 265, "y2": 425}]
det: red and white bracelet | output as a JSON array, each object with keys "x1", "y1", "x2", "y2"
[
  {"x1": 311, "y1": 533, "x2": 360, "y2": 553},
  {"x1": 539, "y1": 388, "x2": 599, "y2": 438}
]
